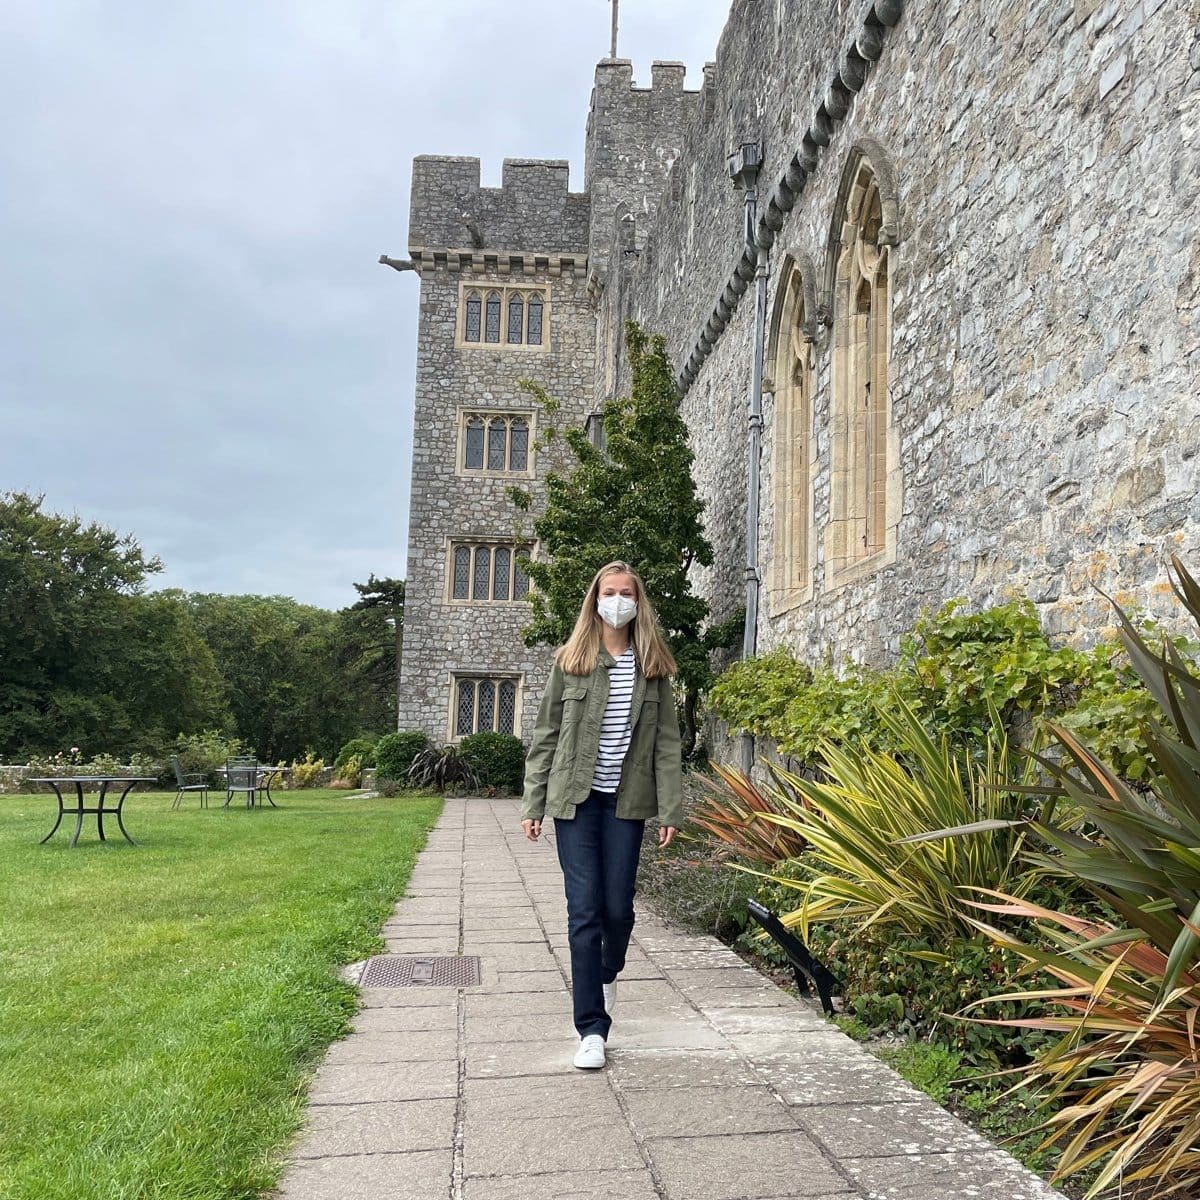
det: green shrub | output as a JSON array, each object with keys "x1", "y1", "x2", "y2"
[
  {"x1": 334, "y1": 754, "x2": 363, "y2": 787},
  {"x1": 458, "y1": 732, "x2": 525, "y2": 794},
  {"x1": 172, "y1": 730, "x2": 246, "y2": 784},
  {"x1": 289, "y1": 752, "x2": 325, "y2": 789},
  {"x1": 374, "y1": 731, "x2": 430, "y2": 782},
  {"x1": 708, "y1": 595, "x2": 1198, "y2": 781},
  {"x1": 334, "y1": 736, "x2": 377, "y2": 772}
]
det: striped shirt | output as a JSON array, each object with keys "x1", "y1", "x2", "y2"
[{"x1": 591, "y1": 647, "x2": 636, "y2": 793}]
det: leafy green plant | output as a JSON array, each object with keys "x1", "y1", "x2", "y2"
[
  {"x1": 922, "y1": 558, "x2": 1200, "y2": 1197},
  {"x1": 374, "y1": 731, "x2": 429, "y2": 783},
  {"x1": 458, "y1": 732, "x2": 525, "y2": 794},
  {"x1": 708, "y1": 596, "x2": 1193, "y2": 782},
  {"x1": 332, "y1": 754, "x2": 363, "y2": 788},
  {"x1": 289, "y1": 752, "x2": 325, "y2": 789},
  {"x1": 173, "y1": 730, "x2": 246, "y2": 783},
  {"x1": 334, "y1": 736, "x2": 377, "y2": 772},
  {"x1": 748, "y1": 697, "x2": 1045, "y2": 944},
  {"x1": 406, "y1": 745, "x2": 480, "y2": 795}
]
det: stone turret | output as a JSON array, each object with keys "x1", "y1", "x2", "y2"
[
  {"x1": 408, "y1": 155, "x2": 589, "y2": 258},
  {"x1": 584, "y1": 60, "x2": 703, "y2": 281}
]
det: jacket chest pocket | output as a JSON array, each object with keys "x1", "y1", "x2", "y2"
[
  {"x1": 552, "y1": 681, "x2": 590, "y2": 772},
  {"x1": 561, "y1": 683, "x2": 589, "y2": 724}
]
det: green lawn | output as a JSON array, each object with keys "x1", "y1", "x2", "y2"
[{"x1": 0, "y1": 787, "x2": 443, "y2": 1200}]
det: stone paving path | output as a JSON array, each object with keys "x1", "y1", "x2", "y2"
[{"x1": 276, "y1": 798, "x2": 1065, "y2": 1200}]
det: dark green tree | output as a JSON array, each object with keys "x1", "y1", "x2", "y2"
[
  {"x1": 0, "y1": 492, "x2": 229, "y2": 758},
  {"x1": 508, "y1": 321, "x2": 739, "y2": 754},
  {"x1": 347, "y1": 575, "x2": 405, "y2": 721}
]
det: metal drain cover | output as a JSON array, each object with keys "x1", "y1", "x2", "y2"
[{"x1": 360, "y1": 955, "x2": 481, "y2": 988}]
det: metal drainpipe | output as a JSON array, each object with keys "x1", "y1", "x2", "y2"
[{"x1": 727, "y1": 142, "x2": 768, "y2": 777}]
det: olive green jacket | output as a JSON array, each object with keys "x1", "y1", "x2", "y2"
[{"x1": 521, "y1": 648, "x2": 684, "y2": 828}]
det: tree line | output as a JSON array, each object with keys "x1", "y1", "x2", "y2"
[{"x1": 0, "y1": 492, "x2": 402, "y2": 763}]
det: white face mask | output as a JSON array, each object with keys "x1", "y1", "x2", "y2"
[{"x1": 597, "y1": 594, "x2": 637, "y2": 630}]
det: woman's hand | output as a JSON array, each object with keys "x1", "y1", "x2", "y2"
[
  {"x1": 658, "y1": 825, "x2": 677, "y2": 849},
  {"x1": 522, "y1": 818, "x2": 542, "y2": 842}
]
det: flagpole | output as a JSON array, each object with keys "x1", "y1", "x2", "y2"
[{"x1": 610, "y1": 0, "x2": 619, "y2": 58}]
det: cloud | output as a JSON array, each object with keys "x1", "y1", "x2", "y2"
[{"x1": 0, "y1": 0, "x2": 730, "y2": 608}]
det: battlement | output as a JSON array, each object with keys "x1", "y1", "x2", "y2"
[
  {"x1": 409, "y1": 155, "x2": 589, "y2": 256},
  {"x1": 585, "y1": 59, "x2": 705, "y2": 279}
]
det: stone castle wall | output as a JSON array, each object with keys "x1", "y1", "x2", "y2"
[
  {"x1": 399, "y1": 0, "x2": 1200, "y2": 750},
  {"x1": 602, "y1": 0, "x2": 1199, "y2": 676}
]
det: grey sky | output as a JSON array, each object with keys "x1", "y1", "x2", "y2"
[{"x1": 0, "y1": 0, "x2": 731, "y2": 610}]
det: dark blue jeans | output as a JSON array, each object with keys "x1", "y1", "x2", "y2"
[{"x1": 553, "y1": 789, "x2": 645, "y2": 1040}]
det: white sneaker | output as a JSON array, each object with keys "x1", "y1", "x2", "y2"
[
  {"x1": 573, "y1": 1034, "x2": 606, "y2": 1070},
  {"x1": 603, "y1": 982, "x2": 617, "y2": 1014}
]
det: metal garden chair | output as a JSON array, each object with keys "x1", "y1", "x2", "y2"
[
  {"x1": 170, "y1": 756, "x2": 209, "y2": 809},
  {"x1": 224, "y1": 756, "x2": 259, "y2": 808}
]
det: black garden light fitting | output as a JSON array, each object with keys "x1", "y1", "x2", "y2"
[{"x1": 747, "y1": 899, "x2": 840, "y2": 1016}]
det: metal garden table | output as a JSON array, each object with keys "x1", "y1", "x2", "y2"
[
  {"x1": 30, "y1": 776, "x2": 156, "y2": 847},
  {"x1": 217, "y1": 765, "x2": 291, "y2": 808}
]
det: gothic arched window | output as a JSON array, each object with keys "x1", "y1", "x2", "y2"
[
  {"x1": 527, "y1": 294, "x2": 544, "y2": 344},
  {"x1": 827, "y1": 152, "x2": 897, "y2": 581},
  {"x1": 484, "y1": 292, "x2": 502, "y2": 343},
  {"x1": 464, "y1": 417, "x2": 485, "y2": 470},
  {"x1": 460, "y1": 286, "x2": 546, "y2": 349},
  {"x1": 509, "y1": 418, "x2": 529, "y2": 471},
  {"x1": 464, "y1": 291, "x2": 482, "y2": 342},
  {"x1": 507, "y1": 293, "x2": 525, "y2": 344},
  {"x1": 768, "y1": 261, "x2": 815, "y2": 613}
]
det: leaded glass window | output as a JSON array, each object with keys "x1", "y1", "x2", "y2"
[
  {"x1": 465, "y1": 418, "x2": 485, "y2": 470},
  {"x1": 452, "y1": 547, "x2": 471, "y2": 599},
  {"x1": 509, "y1": 419, "x2": 528, "y2": 471},
  {"x1": 493, "y1": 546, "x2": 511, "y2": 599},
  {"x1": 450, "y1": 542, "x2": 532, "y2": 603},
  {"x1": 498, "y1": 682, "x2": 516, "y2": 734},
  {"x1": 472, "y1": 546, "x2": 491, "y2": 599},
  {"x1": 461, "y1": 287, "x2": 546, "y2": 348},
  {"x1": 485, "y1": 293, "x2": 501, "y2": 343},
  {"x1": 464, "y1": 292, "x2": 482, "y2": 342},
  {"x1": 451, "y1": 676, "x2": 520, "y2": 738},
  {"x1": 487, "y1": 419, "x2": 507, "y2": 471},
  {"x1": 507, "y1": 294, "x2": 524, "y2": 344},
  {"x1": 527, "y1": 293, "x2": 543, "y2": 344},
  {"x1": 477, "y1": 680, "x2": 495, "y2": 731},
  {"x1": 456, "y1": 679, "x2": 475, "y2": 737}
]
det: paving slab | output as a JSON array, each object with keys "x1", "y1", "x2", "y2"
[
  {"x1": 278, "y1": 797, "x2": 1066, "y2": 1200},
  {"x1": 291, "y1": 1099, "x2": 455, "y2": 1157},
  {"x1": 323, "y1": 1029, "x2": 457, "y2": 1065},
  {"x1": 622, "y1": 1084, "x2": 797, "y2": 1138},
  {"x1": 463, "y1": 1112, "x2": 644, "y2": 1177},
  {"x1": 307, "y1": 1059, "x2": 458, "y2": 1104},
  {"x1": 646, "y1": 1129, "x2": 854, "y2": 1200},
  {"x1": 277, "y1": 1150, "x2": 450, "y2": 1200},
  {"x1": 351, "y1": 1005, "x2": 459, "y2": 1033},
  {"x1": 463, "y1": 1168, "x2": 659, "y2": 1200},
  {"x1": 796, "y1": 1101, "x2": 992, "y2": 1159},
  {"x1": 842, "y1": 1150, "x2": 1065, "y2": 1199}
]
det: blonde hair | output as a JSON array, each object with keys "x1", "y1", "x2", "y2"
[{"x1": 555, "y1": 561, "x2": 677, "y2": 679}]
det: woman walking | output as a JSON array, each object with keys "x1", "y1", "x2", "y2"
[{"x1": 521, "y1": 561, "x2": 683, "y2": 1069}]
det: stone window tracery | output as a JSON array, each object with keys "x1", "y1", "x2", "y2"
[
  {"x1": 459, "y1": 285, "x2": 547, "y2": 349},
  {"x1": 485, "y1": 292, "x2": 502, "y2": 343},
  {"x1": 447, "y1": 541, "x2": 534, "y2": 603},
  {"x1": 768, "y1": 261, "x2": 815, "y2": 613},
  {"x1": 453, "y1": 675, "x2": 520, "y2": 738},
  {"x1": 459, "y1": 412, "x2": 534, "y2": 476},
  {"x1": 827, "y1": 153, "x2": 898, "y2": 585}
]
